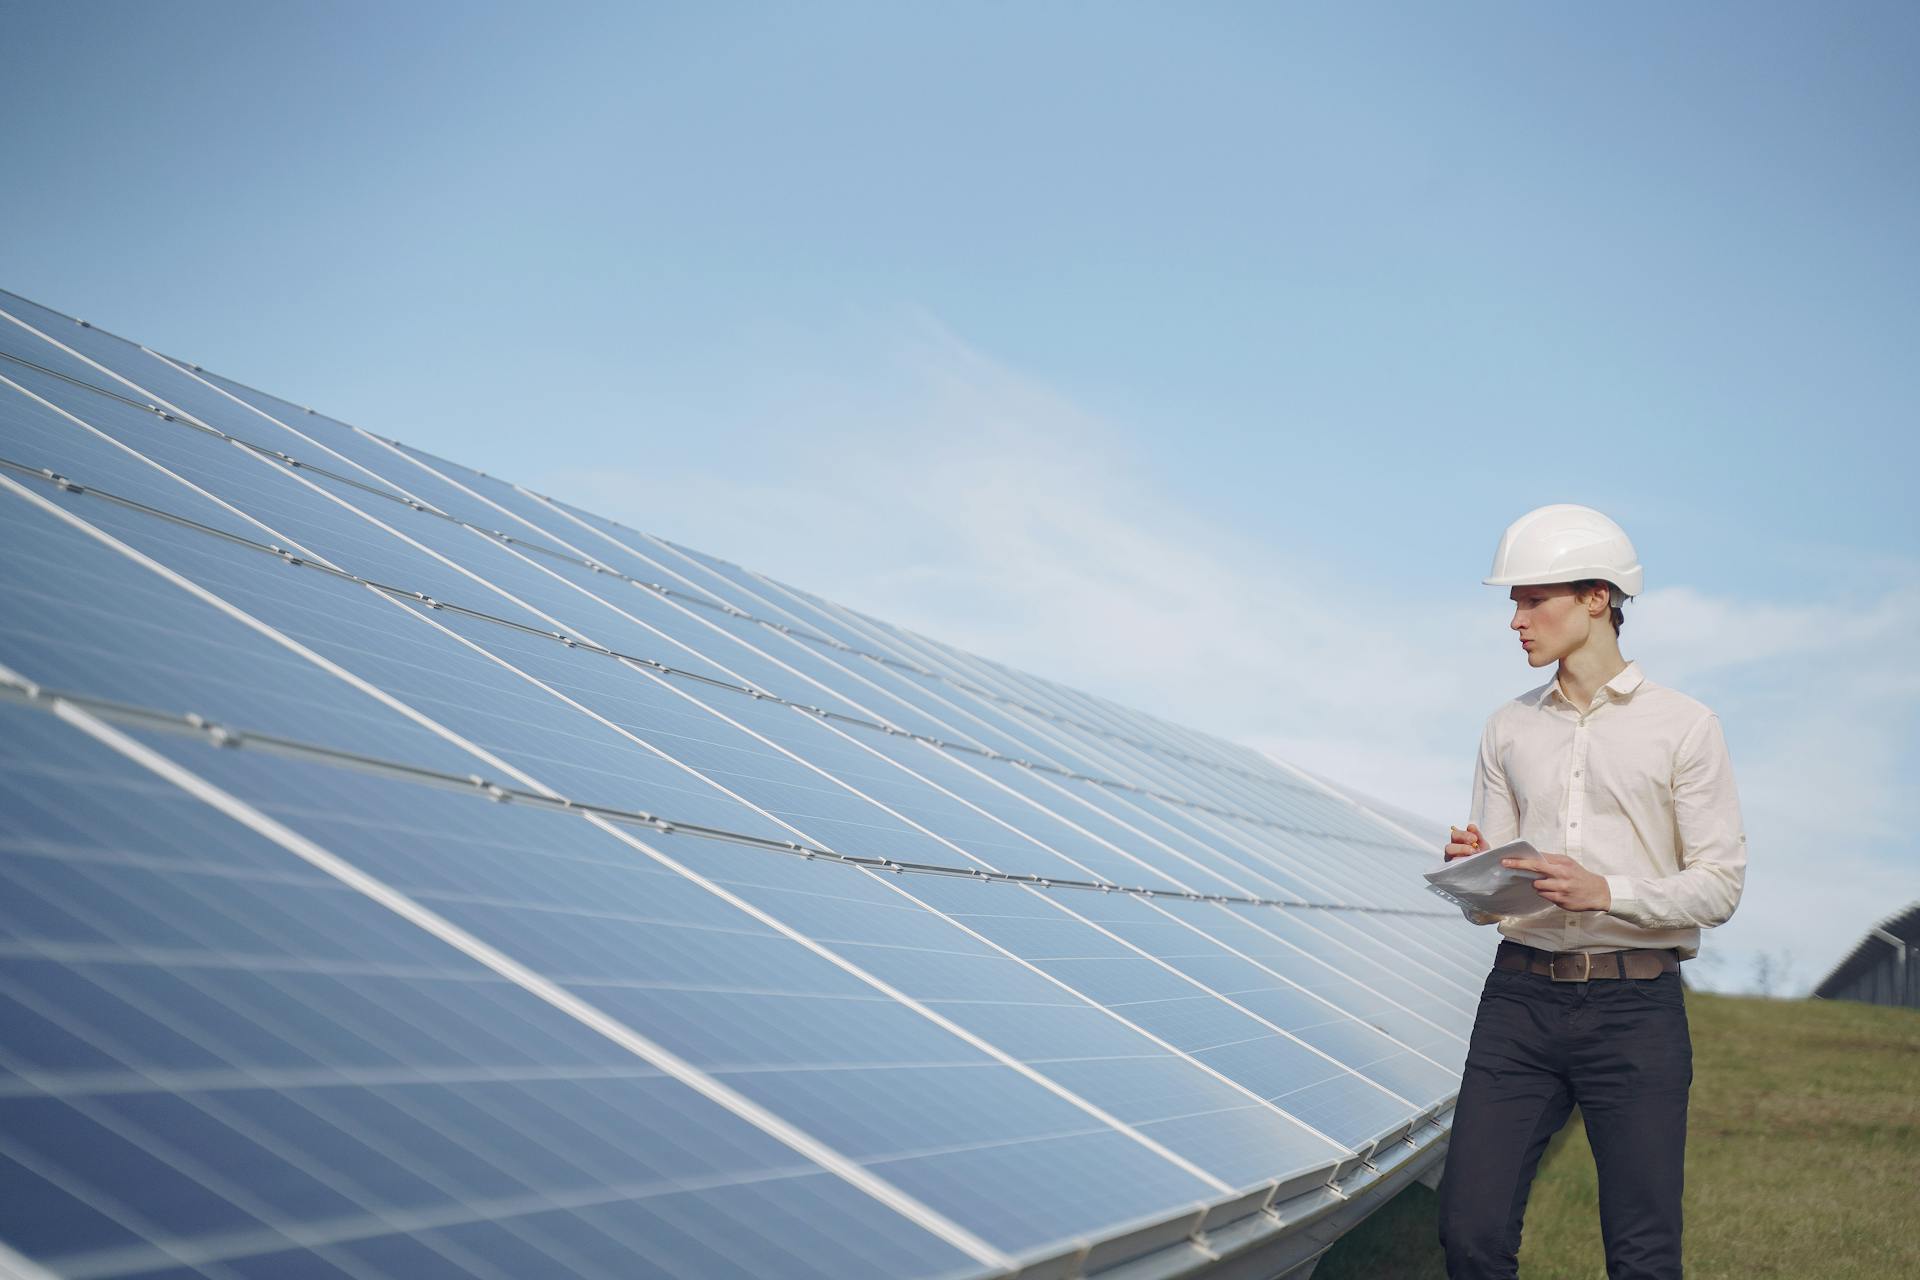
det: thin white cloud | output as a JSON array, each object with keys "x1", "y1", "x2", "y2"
[{"x1": 538, "y1": 320, "x2": 1918, "y2": 996}]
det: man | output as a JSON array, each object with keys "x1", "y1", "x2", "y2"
[{"x1": 1436, "y1": 503, "x2": 1748, "y2": 1280}]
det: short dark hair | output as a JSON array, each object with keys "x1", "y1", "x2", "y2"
[{"x1": 1570, "y1": 579, "x2": 1628, "y2": 634}]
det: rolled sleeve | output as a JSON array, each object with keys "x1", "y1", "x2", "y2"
[{"x1": 1604, "y1": 713, "x2": 1748, "y2": 931}]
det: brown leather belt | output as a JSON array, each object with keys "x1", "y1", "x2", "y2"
[{"x1": 1495, "y1": 939, "x2": 1680, "y2": 982}]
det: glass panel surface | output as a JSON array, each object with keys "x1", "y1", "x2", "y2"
[
  {"x1": 0, "y1": 701, "x2": 980, "y2": 1280},
  {"x1": 0, "y1": 482, "x2": 486, "y2": 777},
  {"x1": 112, "y1": 720, "x2": 1243, "y2": 1255},
  {"x1": 0, "y1": 288, "x2": 1493, "y2": 1271},
  {"x1": 899, "y1": 876, "x2": 1420, "y2": 1147},
  {"x1": 0, "y1": 296, "x2": 176, "y2": 405},
  {"x1": 0, "y1": 371, "x2": 271, "y2": 544}
]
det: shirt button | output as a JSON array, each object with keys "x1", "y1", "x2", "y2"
[
  {"x1": 1570, "y1": 821, "x2": 1579, "y2": 828},
  {"x1": 1574, "y1": 770, "x2": 1582, "y2": 777}
]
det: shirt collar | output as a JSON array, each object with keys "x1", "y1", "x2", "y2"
[{"x1": 1535, "y1": 660, "x2": 1646, "y2": 709}]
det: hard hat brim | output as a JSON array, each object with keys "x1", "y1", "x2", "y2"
[{"x1": 1485, "y1": 565, "x2": 1643, "y2": 596}]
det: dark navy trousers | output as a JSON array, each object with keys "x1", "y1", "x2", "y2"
[{"x1": 1437, "y1": 964, "x2": 1693, "y2": 1279}]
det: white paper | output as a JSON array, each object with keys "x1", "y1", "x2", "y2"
[{"x1": 1423, "y1": 840, "x2": 1553, "y2": 916}]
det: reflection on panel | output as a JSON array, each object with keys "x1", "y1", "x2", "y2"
[{"x1": 0, "y1": 288, "x2": 1490, "y2": 1280}]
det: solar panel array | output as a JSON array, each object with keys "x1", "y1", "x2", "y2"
[{"x1": 0, "y1": 288, "x2": 1488, "y2": 1280}]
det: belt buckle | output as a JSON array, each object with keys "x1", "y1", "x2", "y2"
[{"x1": 1550, "y1": 952, "x2": 1592, "y2": 983}]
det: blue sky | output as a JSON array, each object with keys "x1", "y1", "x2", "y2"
[{"x1": 3, "y1": 2, "x2": 1915, "y2": 994}]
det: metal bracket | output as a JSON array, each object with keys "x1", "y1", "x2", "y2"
[{"x1": 466, "y1": 775, "x2": 512, "y2": 803}]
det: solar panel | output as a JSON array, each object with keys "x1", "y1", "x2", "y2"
[{"x1": 0, "y1": 288, "x2": 1487, "y2": 1280}]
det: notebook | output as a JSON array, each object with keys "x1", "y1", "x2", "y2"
[{"x1": 1424, "y1": 839, "x2": 1552, "y2": 916}]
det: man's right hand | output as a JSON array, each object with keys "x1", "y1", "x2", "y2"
[{"x1": 1445, "y1": 822, "x2": 1487, "y2": 861}]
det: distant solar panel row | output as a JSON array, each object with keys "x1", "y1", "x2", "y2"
[{"x1": 0, "y1": 288, "x2": 1484, "y2": 1280}]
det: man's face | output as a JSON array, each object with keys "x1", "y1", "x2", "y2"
[{"x1": 1508, "y1": 583, "x2": 1596, "y2": 668}]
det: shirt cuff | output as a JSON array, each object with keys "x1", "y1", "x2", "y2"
[{"x1": 1604, "y1": 875, "x2": 1638, "y2": 920}]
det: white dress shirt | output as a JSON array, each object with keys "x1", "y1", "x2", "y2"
[{"x1": 1465, "y1": 660, "x2": 1747, "y2": 959}]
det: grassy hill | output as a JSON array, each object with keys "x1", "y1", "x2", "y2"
[{"x1": 1316, "y1": 990, "x2": 1920, "y2": 1279}]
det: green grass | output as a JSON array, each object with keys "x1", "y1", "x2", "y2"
[{"x1": 1316, "y1": 992, "x2": 1920, "y2": 1279}]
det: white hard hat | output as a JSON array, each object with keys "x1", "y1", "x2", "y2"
[{"x1": 1484, "y1": 504, "x2": 1643, "y2": 597}]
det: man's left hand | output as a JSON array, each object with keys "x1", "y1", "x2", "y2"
[{"x1": 1502, "y1": 852, "x2": 1612, "y2": 913}]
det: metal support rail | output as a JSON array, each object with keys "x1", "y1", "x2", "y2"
[
  {"x1": 0, "y1": 451, "x2": 1427, "y2": 857},
  {"x1": 0, "y1": 678, "x2": 1458, "y2": 921},
  {"x1": 1, "y1": 343, "x2": 1337, "y2": 793}
]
